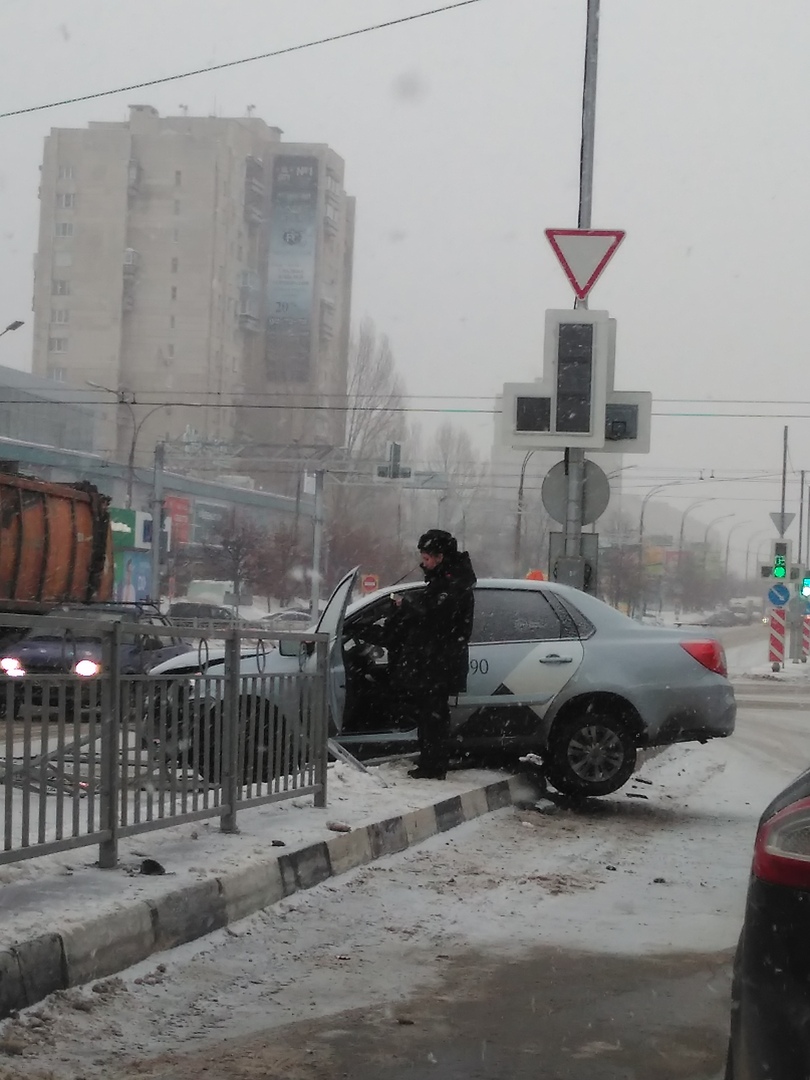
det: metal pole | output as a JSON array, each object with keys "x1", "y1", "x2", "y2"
[
  {"x1": 781, "y1": 425, "x2": 788, "y2": 529},
  {"x1": 124, "y1": 402, "x2": 137, "y2": 509},
  {"x1": 310, "y1": 469, "x2": 325, "y2": 618},
  {"x1": 514, "y1": 450, "x2": 533, "y2": 575},
  {"x1": 150, "y1": 442, "x2": 165, "y2": 604},
  {"x1": 563, "y1": 0, "x2": 600, "y2": 574},
  {"x1": 578, "y1": 0, "x2": 600, "y2": 235},
  {"x1": 800, "y1": 469, "x2": 806, "y2": 571}
]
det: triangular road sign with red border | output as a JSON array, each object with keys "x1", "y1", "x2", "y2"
[{"x1": 544, "y1": 228, "x2": 626, "y2": 300}]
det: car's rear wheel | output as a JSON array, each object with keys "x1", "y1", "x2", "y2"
[{"x1": 547, "y1": 709, "x2": 637, "y2": 797}]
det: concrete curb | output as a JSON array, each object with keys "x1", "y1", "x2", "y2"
[{"x1": 0, "y1": 777, "x2": 522, "y2": 1020}]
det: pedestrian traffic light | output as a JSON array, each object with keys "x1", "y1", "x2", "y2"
[{"x1": 771, "y1": 540, "x2": 789, "y2": 579}]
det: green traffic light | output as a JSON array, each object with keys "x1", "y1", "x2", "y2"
[{"x1": 773, "y1": 565, "x2": 787, "y2": 579}]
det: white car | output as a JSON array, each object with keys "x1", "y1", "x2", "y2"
[
  {"x1": 148, "y1": 568, "x2": 736, "y2": 798},
  {"x1": 259, "y1": 609, "x2": 313, "y2": 633}
]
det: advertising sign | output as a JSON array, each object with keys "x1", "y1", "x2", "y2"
[
  {"x1": 114, "y1": 550, "x2": 151, "y2": 602},
  {"x1": 164, "y1": 495, "x2": 191, "y2": 546},
  {"x1": 265, "y1": 155, "x2": 319, "y2": 383},
  {"x1": 109, "y1": 507, "x2": 136, "y2": 551},
  {"x1": 192, "y1": 501, "x2": 230, "y2": 546}
]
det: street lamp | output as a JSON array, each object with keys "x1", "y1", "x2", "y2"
[
  {"x1": 87, "y1": 380, "x2": 172, "y2": 508},
  {"x1": 744, "y1": 529, "x2": 773, "y2": 584},
  {"x1": 637, "y1": 479, "x2": 702, "y2": 618},
  {"x1": 0, "y1": 320, "x2": 23, "y2": 339},
  {"x1": 702, "y1": 513, "x2": 735, "y2": 600},
  {"x1": 724, "y1": 520, "x2": 754, "y2": 586}
]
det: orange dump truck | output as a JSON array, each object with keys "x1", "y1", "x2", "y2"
[{"x1": 0, "y1": 470, "x2": 113, "y2": 616}]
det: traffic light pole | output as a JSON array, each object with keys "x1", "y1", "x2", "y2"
[{"x1": 562, "y1": 0, "x2": 599, "y2": 571}]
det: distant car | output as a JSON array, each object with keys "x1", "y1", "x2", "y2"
[
  {"x1": 259, "y1": 609, "x2": 312, "y2": 633},
  {"x1": 148, "y1": 571, "x2": 736, "y2": 797},
  {"x1": 725, "y1": 766, "x2": 810, "y2": 1077},
  {"x1": 166, "y1": 601, "x2": 244, "y2": 625},
  {"x1": 704, "y1": 609, "x2": 741, "y2": 627},
  {"x1": 0, "y1": 603, "x2": 189, "y2": 719}
]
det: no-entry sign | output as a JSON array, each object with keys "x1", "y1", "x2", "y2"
[{"x1": 361, "y1": 574, "x2": 379, "y2": 593}]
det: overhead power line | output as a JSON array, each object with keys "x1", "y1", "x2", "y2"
[{"x1": 0, "y1": 0, "x2": 487, "y2": 119}]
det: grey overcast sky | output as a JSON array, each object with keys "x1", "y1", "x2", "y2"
[{"x1": 2, "y1": 0, "x2": 810, "y2": 550}]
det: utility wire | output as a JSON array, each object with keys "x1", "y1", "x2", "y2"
[{"x1": 0, "y1": 1, "x2": 486, "y2": 119}]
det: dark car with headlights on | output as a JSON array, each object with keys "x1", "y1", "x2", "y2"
[
  {"x1": 0, "y1": 603, "x2": 189, "y2": 720},
  {"x1": 726, "y1": 767, "x2": 810, "y2": 1078}
]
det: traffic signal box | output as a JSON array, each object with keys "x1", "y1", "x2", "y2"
[
  {"x1": 501, "y1": 310, "x2": 651, "y2": 454},
  {"x1": 772, "y1": 540, "x2": 788, "y2": 580},
  {"x1": 760, "y1": 539, "x2": 801, "y2": 583}
]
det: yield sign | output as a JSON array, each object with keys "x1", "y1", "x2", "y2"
[
  {"x1": 544, "y1": 228, "x2": 626, "y2": 300},
  {"x1": 770, "y1": 510, "x2": 795, "y2": 536}
]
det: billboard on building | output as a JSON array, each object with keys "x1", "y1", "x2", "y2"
[
  {"x1": 265, "y1": 155, "x2": 319, "y2": 383},
  {"x1": 164, "y1": 495, "x2": 191, "y2": 546}
]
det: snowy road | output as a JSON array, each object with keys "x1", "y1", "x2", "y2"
[{"x1": 2, "y1": 658, "x2": 807, "y2": 1079}]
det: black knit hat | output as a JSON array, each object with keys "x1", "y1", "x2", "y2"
[{"x1": 418, "y1": 529, "x2": 458, "y2": 556}]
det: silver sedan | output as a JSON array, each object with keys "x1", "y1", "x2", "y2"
[{"x1": 149, "y1": 572, "x2": 735, "y2": 797}]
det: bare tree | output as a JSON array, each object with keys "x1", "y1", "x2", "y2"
[
  {"x1": 424, "y1": 420, "x2": 488, "y2": 533},
  {"x1": 249, "y1": 523, "x2": 306, "y2": 608},
  {"x1": 344, "y1": 317, "x2": 407, "y2": 461},
  {"x1": 326, "y1": 318, "x2": 413, "y2": 587},
  {"x1": 208, "y1": 510, "x2": 263, "y2": 602}
]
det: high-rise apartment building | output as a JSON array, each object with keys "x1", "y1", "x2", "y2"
[{"x1": 31, "y1": 105, "x2": 354, "y2": 488}]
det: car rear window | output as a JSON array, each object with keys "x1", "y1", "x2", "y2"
[{"x1": 472, "y1": 589, "x2": 568, "y2": 643}]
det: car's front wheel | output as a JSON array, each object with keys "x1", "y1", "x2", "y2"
[{"x1": 546, "y1": 709, "x2": 637, "y2": 797}]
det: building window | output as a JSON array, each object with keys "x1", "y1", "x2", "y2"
[
  {"x1": 52, "y1": 279, "x2": 70, "y2": 295},
  {"x1": 169, "y1": 315, "x2": 175, "y2": 329},
  {"x1": 53, "y1": 251, "x2": 73, "y2": 267},
  {"x1": 51, "y1": 308, "x2": 70, "y2": 324},
  {"x1": 47, "y1": 365, "x2": 66, "y2": 382},
  {"x1": 174, "y1": 200, "x2": 181, "y2": 215},
  {"x1": 48, "y1": 336, "x2": 68, "y2": 353},
  {"x1": 171, "y1": 257, "x2": 178, "y2": 273},
  {"x1": 54, "y1": 221, "x2": 74, "y2": 237},
  {"x1": 55, "y1": 193, "x2": 75, "y2": 209},
  {"x1": 58, "y1": 165, "x2": 74, "y2": 181},
  {"x1": 175, "y1": 170, "x2": 182, "y2": 186},
  {"x1": 171, "y1": 286, "x2": 177, "y2": 301},
  {"x1": 167, "y1": 343, "x2": 175, "y2": 358}
]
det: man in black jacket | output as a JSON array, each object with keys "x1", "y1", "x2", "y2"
[{"x1": 382, "y1": 529, "x2": 476, "y2": 779}]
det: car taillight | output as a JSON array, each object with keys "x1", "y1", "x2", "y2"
[
  {"x1": 753, "y1": 797, "x2": 810, "y2": 889},
  {"x1": 680, "y1": 639, "x2": 727, "y2": 676}
]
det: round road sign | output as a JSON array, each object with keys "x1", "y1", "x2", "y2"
[
  {"x1": 541, "y1": 460, "x2": 611, "y2": 526},
  {"x1": 768, "y1": 583, "x2": 791, "y2": 607},
  {"x1": 361, "y1": 574, "x2": 379, "y2": 593}
]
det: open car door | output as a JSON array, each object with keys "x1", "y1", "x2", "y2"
[{"x1": 313, "y1": 566, "x2": 359, "y2": 734}]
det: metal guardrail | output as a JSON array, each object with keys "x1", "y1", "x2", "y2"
[{"x1": 0, "y1": 611, "x2": 329, "y2": 868}]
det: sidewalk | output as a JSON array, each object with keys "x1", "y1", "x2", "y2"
[{"x1": 0, "y1": 760, "x2": 527, "y2": 1020}]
